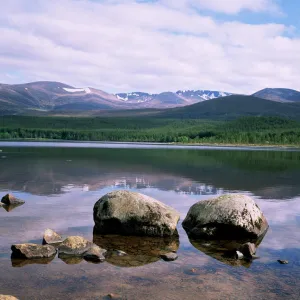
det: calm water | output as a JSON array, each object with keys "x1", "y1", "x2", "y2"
[{"x1": 0, "y1": 144, "x2": 300, "y2": 299}]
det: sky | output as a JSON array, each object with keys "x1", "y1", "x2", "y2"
[{"x1": 0, "y1": 0, "x2": 299, "y2": 94}]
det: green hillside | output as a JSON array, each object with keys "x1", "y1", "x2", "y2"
[{"x1": 160, "y1": 95, "x2": 300, "y2": 119}]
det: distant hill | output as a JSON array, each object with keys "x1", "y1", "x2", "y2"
[
  {"x1": 0, "y1": 81, "x2": 232, "y2": 115},
  {"x1": 159, "y1": 95, "x2": 300, "y2": 119},
  {"x1": 0, "y1": 81, "x2": 129, "y2": 114},
  {"x1": 253, "y1": 88, "x2": 300, "y2": 102}
]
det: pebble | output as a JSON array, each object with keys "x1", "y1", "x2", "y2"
[
  {"x1": 277, "y1": 260, "x2": 288, "y2": 264},
  {"x1": 160, "y1": 252, "x2": 178, "y2": 261},
  {"x1": 235, "y1": 251, "x2": 244, "y2": 260}
]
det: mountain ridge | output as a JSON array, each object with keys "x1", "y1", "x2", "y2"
[
  {"x1": 0, "y1": 81, "x2": 233, "y2": 114},
  {"x1": 0, "y1": 80, "x2": 300, "y2": 116}
]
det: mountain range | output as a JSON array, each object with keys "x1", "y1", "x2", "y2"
[{"x1": 0, "y1": 81, "x2": 300, "y2": 117}]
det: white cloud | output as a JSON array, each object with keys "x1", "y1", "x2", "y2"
[{"x1": 0, "y1": 0, "x2": 298, "y2": 93}]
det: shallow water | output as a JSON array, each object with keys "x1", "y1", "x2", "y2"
[{"x1": 0, "y1": 144, "x2": 300, "y2": 299}]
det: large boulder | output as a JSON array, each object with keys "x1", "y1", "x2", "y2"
[
  {"x1": 182, "y1": 194, "x2": 268, "y2": 239},
  {"x1": 93, "y1": 190, "x2": 180, "y2": 237},
  {"x1": 1, "y1": 194, "x2": 25, "y2": 206},
  {"x1": 58, "y1": 236, "x2": 93, "y2": 256},
  {"x1": 11, "y1": 244, "x2": 56, "y2": 259}
]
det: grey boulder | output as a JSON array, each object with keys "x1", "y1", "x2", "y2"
[
  {"x1": 11, "y1": 244, "x2": 56, "y2": 259},
  {"x1": 182, "y1": 194, "x2": 268, "y2": 239},
  {"x1": 93, "y1": 190, "x2": 180, "y2": 237}
]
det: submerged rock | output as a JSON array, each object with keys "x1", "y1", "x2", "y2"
[
  {"x1": 182, "y1": 194, "x2": 268, "y2": 239},
  {"x1": 1, "y1": 194, "x2": 25, "y2": 206},
  {"x1": 0, "y1": 296, "x2": 19, "y2": 300},
  {"x1": 104, "y1": 294, "x2": 122, "y2": 300},
  {"x1": 93, "y1": 233, "x2": 179, "y2": 267},
  {"x1": 11, "y1": 244, "x2": 56, "y2": 259},
  {"x1": 43, "y1": 229, "x2": 63, "y2": 245},
  {"x1": 58, "y1": 236, "x2": 93, "y2": 256},
  {"x1": 160, "y1": 252, "x2": 178, "y2": 262},
  {"x1": 83, "y1": 244, "x2": 107, "y2": 263},
  {"x1": 93, "y1": 190, "x2": 180, "y2": 237}
]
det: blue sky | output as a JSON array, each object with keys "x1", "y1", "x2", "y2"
[{"x1": 0, "y1": 0, "x2": 299, "y2": 94}]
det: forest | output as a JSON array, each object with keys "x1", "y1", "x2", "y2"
[{"x1": 0, "y1": 115, "x2": 300, "y2": 145}]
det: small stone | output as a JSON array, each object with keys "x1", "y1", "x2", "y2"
[
  {"x1": 235, "y1": 251, "x2": 244, "y2": 260},
  {"x1": 58, "y1": 236, "x2": 93, "y2": 255},
  {"x1": 0, "y1": 296, "x2": 19, "y2": 300},
  {"x1": 114, "y1": 250, "x2": 127, "y2": 256},
  {"x1": 43, "y1": 229, "x2": 63, "y2": 245},
  {"x1": 1, "y1": 194, "x2": 25, "y2": 206},
  {"x1": 239, "y1": 242, "x2": 256, "y2": 258},
  {"x1": 105, "y1": 293, "x2": 122, "y2": 299},
  {"x1": 278, "y1": 260, "x2": 288, "y2": 264},
  {"x1": 11, "y1": 244, "x2": 56, "y2": 259},
  {"x1": 160, "y1": 252, "x2": 178, "y2": 261},
  {"x1": 83, "y1": 244, "x2": 107, "y2": 262}
]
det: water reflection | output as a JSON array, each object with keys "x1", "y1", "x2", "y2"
[
  {"x1": 0, "y1": 147, "x2": 300, "y2": 199},
  {"x1": 188, "y1": 238, "x2": 264, "y2": 268},
  {"x1": 11, "y1": 255, "x2": 55, "y2": 267},
  {"x1": 93, "y1": 233, "x2": 179, "y2": 267},
  {"x1": 58, "y1": 254, "x2": 84, "y2": 265},
  {"x1": 1, "y1": 203, "x2": 25, "y2": 212}
]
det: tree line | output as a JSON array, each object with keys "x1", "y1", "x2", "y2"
[{"x1": 0, "y1": 116, "x2": 300, "y2": 145}]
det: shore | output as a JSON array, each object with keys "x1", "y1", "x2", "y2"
[{"x1": 0, "y1": 140, "x2": 299, "y2": 151}]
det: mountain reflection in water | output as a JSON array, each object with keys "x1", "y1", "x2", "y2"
[{"x1": 0, "y1": 147, "x2": 300, "y2": 199}]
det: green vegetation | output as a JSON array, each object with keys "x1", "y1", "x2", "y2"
[{"x1": 1, "y1": 115, "x2": 300, "y2": 146}]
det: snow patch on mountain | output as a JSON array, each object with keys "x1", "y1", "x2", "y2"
[
  {"x1": 176, "y1": 90, "x2": 232, "y2": 101},
  {"x1": 116, "y1": 95, "x2": 128, "y2": 101},
  {"x1": 116, "y1": 92, "x2": 154, "y2": 102},
  {"x1": 63, "y1": 87, "x2": 91, "y2": 94}
]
